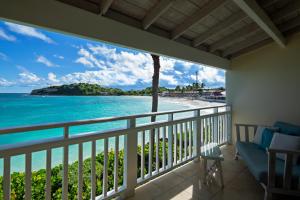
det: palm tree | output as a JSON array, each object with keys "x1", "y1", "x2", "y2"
[
  {"x1": 151, "y1": 54, "x2": 160, "y2": 122},
  {"x1": 150, "y1": 54, "x2": 161, "y2": 152}
]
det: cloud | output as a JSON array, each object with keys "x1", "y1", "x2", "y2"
[
  {"x1": 60, "y1": 70, "x2": 137, "y2": 86},
  {"x1": 0, "y1": 28, "x2": 16, "y2": 41},
  {"x1": 0, "y1": 52, "x2": 8, "y2": 61},
  {"x1": 19, "y1": 71, "x2": 41, "y2": 84},
  {"x1": 74, "y1": 44, "x2": 180, "y2": 86},
  {"x1": 160, "y1": 74, "x2": 178, "y2": 85},
  {"x1": 53, "y1": 54, "x2": 64, "y2": 59},
  {"x1": 0, "y1": 78, "x2": 14, "y2": 86},
  {"x1": 191, "y1": 67, "x2": 225, "y2": 84},
  {"x1": 47, "y1": 72, "x2": 60, "y2": 84},
  {"x1": 5, "y1": 22, "x2": 54, "y2": 43},
  {"x1": 36, "y1": 55, "x2": 58, "y2": 67}
]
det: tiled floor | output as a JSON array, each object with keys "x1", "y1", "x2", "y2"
[{"x1": 128, "y1": 145, "x2": 265, "y2": 200}]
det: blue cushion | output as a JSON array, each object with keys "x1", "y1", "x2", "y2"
[
  {"x1": 259, "y1": 128, "x2": 275, "y2": 150},
  {"x1": 273, "y1": 121, "x2": 300, "y2": 136},
  {"x1": 236, "y1": 141, "x2": 300, "y2": 187}
]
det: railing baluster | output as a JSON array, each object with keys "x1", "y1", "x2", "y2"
[
  {"x1": 184, "y1": 122, "x2": 187, "y2": 160},
  {"x1": 193, "y1": 110, "x2": 201, "y2": 157},
  {"x1": 156, "y1": 128, "x2": 159, "y2": 173},
  {"x1": 78, "y1": 143, "x2": 83, "y2": 200},
  {"x1": 162, "y1": 126, "x2": 166, "y2": 170},
  {"x1": 189, "y1": 121, "x2": 192, "y2": 158},
  {"x1": 179, "y1": 123, "x2": 183, "y2": 162},
  {"x1": 167, "y1": 114, "x2": 173, "y2": 168},
  {"x1": 103, "y1": 138, "x2": 108, "y2": 197},
  {"x1": 114, "y1": 136, "x2": 119, "y2": 192},
  {"x1": 91, "y1": 140, "x2": 96, "y2": 200},
  {"x1": 174, "y1": 124, "x2": 177, "y2": 165},
  {"x1": 149, "y1": 130, "x2": 153, "y2": 177},
  {"x1": 213, "y1": 108, "x2": 218, "y2": 144},
  {"x1": 62, "y1": 126, "x2": 69, "y2": 200},
  {"x1": 141, "y1": 131, "x2": 145, "y2": 180},
  {"x1": 46, "y1": 149, "x2": 52, "y2": 200},
  {"x1": 25, "y1": 153, "x2": 32, "y2": 200},
  {"x1": 3, "y1": 156, "x2": 10, "y2": 200}
]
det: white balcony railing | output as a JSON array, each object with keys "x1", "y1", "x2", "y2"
[{"x1": 0, "y1": 105, "x2": 231, "y2": 200}]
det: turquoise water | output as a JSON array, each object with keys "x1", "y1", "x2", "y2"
[{"x1": 0, "y1": 93, "x2": 191, "y2": 172}]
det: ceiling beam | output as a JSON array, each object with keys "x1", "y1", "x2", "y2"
[
  {"x1": 192, "y1": 0, "x2": 283, "y2": 47},
  {"x1": 224, "y1": 16, "x2": 300, "y2": 57},
  {"x1": 223, "y1": 30, "x2": 268, "y2": 57},
  {"x1": 0, "y1": 0, "x2": 230, "y2": 69},
  {"x1": 210, "y1": 23, "x2": 259, "y2": 52},
  {"x1": 143, "y1": 0, "x2": 174, "y2": 30},
  {"x1": 210, "y1": 0, "x2": 300, "y2": 52},
  {"x1": 232, "y1": 0, "x2": 286, "y2": 47},
  {"x1": 193, "y1": 11, "x2": 247, "y2": 47},
  {"x1": 171, "y1": 0, "x2": 227, "y2": 40},
  {"x1": 271, "y1": 0, "x2": 300, "y2": 21},
  {"x1": 100, "y1": 0, "x2": 114, "y2": 15}
]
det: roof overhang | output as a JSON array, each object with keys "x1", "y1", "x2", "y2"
[{"x1": 0, "y1": 0, "x2": 230, "y2": 70}]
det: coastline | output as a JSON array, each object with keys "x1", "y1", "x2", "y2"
[{"x1": 159, "y1": 96, "x2": 225, "y2": 109}]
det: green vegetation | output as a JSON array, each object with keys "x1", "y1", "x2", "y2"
[
  {"x1": 0, "y1": 131, "x2": 197, "y2": 200},
  {"x1": 30, "y1": 83, "x2": 169, "y2": 96}
]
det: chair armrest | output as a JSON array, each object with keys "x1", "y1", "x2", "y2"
[
  {"x1": 267, "y1": 148, "x2": 300, "y2": 189},
  {"x1": 235, "y1": 123, "x2": 259, "y2": 142}
]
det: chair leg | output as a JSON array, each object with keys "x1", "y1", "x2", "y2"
[
  {"x1": 234, "y1": 151, "x2": 239, "y2": 160},
  {"x1": 217, "y1": 160, "x2": 224, "y2": 189},
  {"x1": 264, "y1": 190, "x2": 272, "y2": 200}
]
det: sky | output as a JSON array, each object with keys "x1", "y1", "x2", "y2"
[{"x1": 0, "y1": 20, "x2": 225, "y2": 93}]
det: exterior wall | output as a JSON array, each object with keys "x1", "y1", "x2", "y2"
[{"x1": 226, "y1": 33, "x2": 300, "y2": 141}]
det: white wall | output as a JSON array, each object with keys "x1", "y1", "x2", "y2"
[{"x1": 227, "y1": 33, "x2": 300, "y2": 140}]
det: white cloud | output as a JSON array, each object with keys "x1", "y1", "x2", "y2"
[
  {"x1": 74, "y1": 44, "x2": 180, "y2": 86},
  {"x1": 0, "y1": 52, "x2": 8, "y2": 61},
  {"x1": 75, "y1": 48, "x2": 105, "y2": 68},
  {"x1": 175, "y1": 70, "x2": 183, "y2": 75},
  {"x1": 0, "y1": 78, "x2": 14, "y2": 86},
  {"x1": 47, "y1": 72, "x2": 60, "y2": 84},
  {"x1": 54, "y1": 54, "x2": 64, "y2": 59},
  {"x1": 5, "y1": 22, "x2": 54, "y2": 43},
  {"x1": 0, "y1": 28, "x2": 16, "y2": 41},
  {"x1": 177, "y1": 60, "x2": 194, "y2": 70},
  {"x1": 191, "y1": 67, "x2": 225, "y2": 84},
  {"x1": 60, "y1": 70, "x2": 137, "y2": 86},
  {"x1": 160, "y1": 74, "x2": 178, "y2": 85},
  {"x1": 19, "y1": 71, "x2": 41, "y2": 84},
  {"x1": 36, "y1": 55, "x2": 58, "y2": 67}
]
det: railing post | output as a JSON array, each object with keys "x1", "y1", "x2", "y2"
[
  {"x1": 193, "y1": 110, "x2": 201, "y2": 159},
  {"x1": 168, "y1": 113, "x2": 173, "y2": 168},
  {"x1": 62, "y1": 126, "x2": 69, "y2": 200},
  {"x1": 123, "y1": 118, "x2": 137, "y2": 198},
  {"x1": 213, "y1": 108, "x2": 218, "y2": 144},
  {"x1": 226, "y1": 106, "x2": 232, "y2": 144}
]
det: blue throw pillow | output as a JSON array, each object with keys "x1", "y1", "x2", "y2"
[
  {"x1": 273, "y1": 121, "x2": 300, "y2": 136},
  {"x1": 260, "y1": 128, "x2": 275, "y2": 150}
]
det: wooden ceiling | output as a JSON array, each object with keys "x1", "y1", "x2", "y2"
[{"x1": 57, "y1": 0, "x2": 300, "y2": 59}]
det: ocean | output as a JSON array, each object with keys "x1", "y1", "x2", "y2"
[{"x1": 0, "y1": 93, "x2": 194, "y2": 172}]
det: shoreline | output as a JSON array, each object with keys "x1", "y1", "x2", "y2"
[{"x1": 159, "y1": 96, "x2": 225, "y2": 109}]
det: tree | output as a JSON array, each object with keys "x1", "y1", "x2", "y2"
[
  {"x1": 150, "y1": 54, "x2": 161, "y2": 152},
  {"x1": 151, "y1": 54, "x2": 160, "y2": 122}
]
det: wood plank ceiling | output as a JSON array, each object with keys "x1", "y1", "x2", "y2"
[{"x1": 58, "y1": 0, "x2": 300, "y2": 59}]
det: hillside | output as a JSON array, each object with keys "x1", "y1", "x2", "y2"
[{"x1": 30, "y1": 83, "x2": 168, "y2": 96}]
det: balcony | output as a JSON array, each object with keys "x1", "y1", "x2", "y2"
[
  {"x1": 129, "y1": 145, "x2": 264, "y2": 200},
  {"x1": 0, "y1": 105, "x2": 231, "y2": 200}
]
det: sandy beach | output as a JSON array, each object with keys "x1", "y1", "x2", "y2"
[{"x1": 159, "y1": 96, "x2": 225, "y2": 109}]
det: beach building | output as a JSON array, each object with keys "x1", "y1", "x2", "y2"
[{"x1": 1, "y1": 0, "x2": 300, "y2": 200}]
